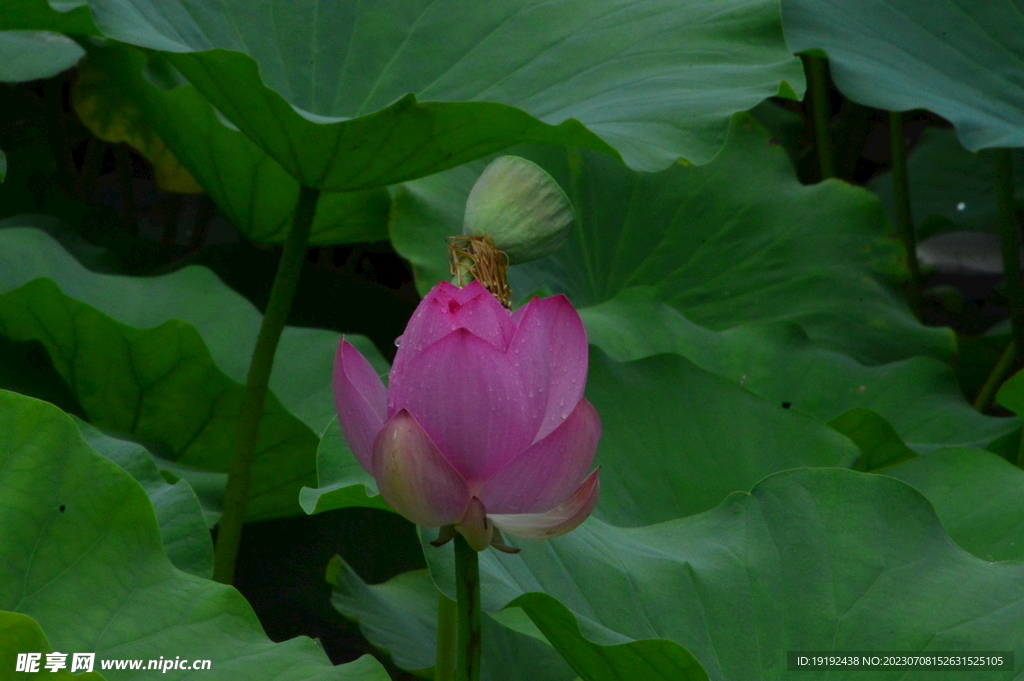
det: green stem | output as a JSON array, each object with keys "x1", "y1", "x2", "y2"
[
  {"x1": 803, "y1": 54, "x2": 835, "y2": 181},
  {"x1": 454, "y1": 534, "x2": 481, "y2": 681},
  {"x1": 436, "y1": 591, "x2": 457, "y2": 681},
  {"x1": 995, "y1": 149, "x2": 1024, "y2": 368},
  {"x1": 973, "y1": 341, "x2": 1015, "y2": 412},
  {"x1": 888, "y1": 111, "x2": 921, "y2": 315},
  {"x1": 212, "y1": 184, "x2": 320, "y2": 584}
]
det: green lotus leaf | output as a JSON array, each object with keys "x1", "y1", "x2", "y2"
[
  {"x1": 0, "y1": 389, "x2": 389, "y2": 680},
  {"x1": 0, "y1": 223, "x2": 387, "y2": 435},
  {"x1": 73, "y1": 418, "x2": 213, "y2": 578},
  {"x1": 580, "y1": 288, "x2": 1015, "y2": 452},
  {"x1": 783, "y1": 0, "x2": 1024, "y2": 151},
  {"x1": 78, "y1": 0, "x2": 802, "y2": 188},
  {"x1": 423, "y1": 469, "x2": 1024, "y2": 680},
  {"x1": 885, "y1": 446, "x2": 1024, "y2": 562},
  {"x1": 0, "y1": 223, "x2": 387, "y2": 520},
  {"x1": 0, "y1": 30, "x2": 82, "y2": 83},
  {"x1": 81, "y1": 43, "x2": 391, "y2": 245},
  {"x1": 586, "y1": 348, "x2": 857, "y2": 526}
]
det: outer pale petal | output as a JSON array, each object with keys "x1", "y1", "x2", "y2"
[
  {"x1": 456, "y1": 496, "x2": 493, "y2": 552},
  {"x1": 489, "y1": 470, "x2": 600, "y2": 540},
  {"x1": 333, "y1": 339, "x2": 387, "y2": 472},
  {"x1": 478, "y1": 399, "x2": 601, "y2": 514},
  {"x1": 372, "y1": 410, "x2": 471, "y2": 527},
  {"x1": 392, "y1": 281, "x2": 515, "y2": 382},
  {"x1": 507, "y1": 295, "x2": 589, "y2": 442},
  {"x1": 388, "y1": 328, "x2": 532, "y2": 482}
]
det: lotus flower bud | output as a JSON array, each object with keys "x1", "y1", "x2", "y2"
[
  {"x1": 333, "y1": 281, "x2": 601, "y2": 551},
  {"x1": 463, "y1": 156, "x2": 574, "y2": 265}
]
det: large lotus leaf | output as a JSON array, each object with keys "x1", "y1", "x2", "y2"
[
  {"x1": 327, "y1": 561, "x2": 576, "y2": 681},
  {"x1": 0, "y1": 224, "x2": 387, "y2": 520},
  {"x1": 1, "y1": 612, "x2": 105, "y2": 680},
  {"x1": 73, "y1": 418, "x2": 213, "y2": 578},
  {"x1": 0, "y1": 390, "x2": 389, "y2": 681},
  {"x1": 0, "y1": 275, "x2": 318, "y2": 521},
  {"x1": 586, "y1": 348, "x2": 857, "y2": 526},
  {"x1": 581, "y1": 288, "x2": 1016, "y2": 452},
  {"x1": 0, "y1": 30, "x2": 83, "y2": 82},
  {"x1": 885, "y1": 447, "x2": 1024, "y2": 562},
  {"x1": 80, "y1": 43, "x2": 391, "y2": 245},
  {"x1": 869, "y1": 127, "x2": 1024, "y2": 239},
  {"x1": 424, "y1": 469, "x2": 1024, "y2": 681},
  {"x1": 782, "y1": 0, "x2": 1024, "y2": 151},
  {"x1": 0, "y1": 224, "x2": 387, "y2": 434},
  {"x1": 390, "y1": 117, "x2": 953, "y2": 364},
  {"x1": 78, "y1": 0, "x2": 802, "y2": 188}
]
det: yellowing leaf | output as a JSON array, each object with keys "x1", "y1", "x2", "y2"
[{"x1": 72, "y1": 56, "x2": 202, "y2": 194}]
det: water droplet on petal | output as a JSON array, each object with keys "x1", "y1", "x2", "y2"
[{"x1": 394, "y1": 335, "x2": 403, "y2": 347}]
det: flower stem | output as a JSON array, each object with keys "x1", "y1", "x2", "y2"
[
  {"x1": 436, "y1": 592, "x2": 457, "y2": 681},
  {"x1": 888, "y1": 111, "x2": 921, "y2": 315},
  {"x1": 994, "y1": 149, "x2": 1024, "y2": 368},
  {"x1": 212, "y1": 184, "x2": 320, "y2": 584},
  {"x1": 803, "y1": 54, "x2": 835, "y2": 181},
  {"x1": 454, "y1": 533, "x2": 482, "y2": 681},
  {"x1": 973, "y1": 340, "x2": 1015, "y2": 413}
]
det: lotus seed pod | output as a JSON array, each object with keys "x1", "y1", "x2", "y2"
[{"x1": 463, "y1": 156, "x2": 574, "y2": 265}]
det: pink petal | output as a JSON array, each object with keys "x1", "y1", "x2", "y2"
[
  {"x1": 392, "y1": 282, "x2": 515, "y2": 383},
  {"x1": 387, "y1": 328, "x2": 532, "y2": 483},
  {"x1": 333, "y1": 339, "x2": 387, "y2": 472},
  {"x1": 479, "y1": 399, "x2": 601, "y2": 514},
  {"x1": 507, "y1": 295, "x2": 589, "y2": 442},
  {"x1": 489, "y1": 470, "x2": 600, "y2": 540},
  {"x1": 371, "y1": 410, "x2": 471, "y2": 527}
]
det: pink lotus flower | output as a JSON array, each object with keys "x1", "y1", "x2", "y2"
[{"x1": 333, "y1": 281, "x2": 601, "y2": 551}]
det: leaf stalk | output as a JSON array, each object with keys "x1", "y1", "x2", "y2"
[
  {"x1": 803, "y1": 54, "x2": 835, "y2": 181},
  {"x1": 888, "y1": 111, "x2": 921, "y2": 315},
  {"x1": 212, "y1": 184, "x2": 320, "y2": 584}
]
